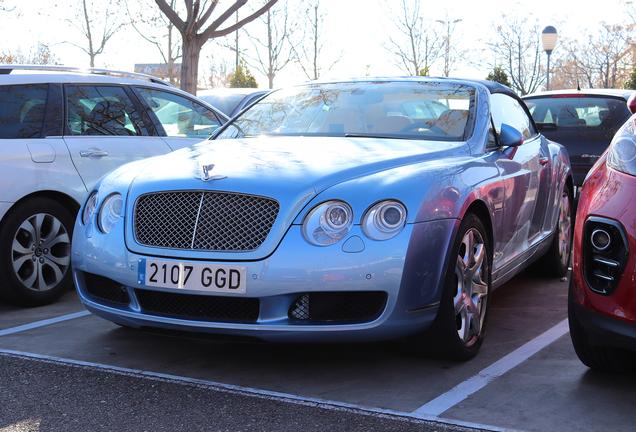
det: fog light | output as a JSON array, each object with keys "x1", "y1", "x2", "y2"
[{"x1": 591, "y1": 229, "x2": 611, "y2": 250}]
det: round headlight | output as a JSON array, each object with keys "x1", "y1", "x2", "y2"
[
  {"x1": 98, "y1": 193, "x2": 123, "y2": 234},
  {"x1": 82, "y1": 191, "x2": 98, "y2": 225},
  {"x1": 608, "y1": 137, "x2": 636, "y2": 176},
  {"x1": 302, "y1": 201, "x2": 353, "y2": 246},
  {"x1": 362, "y1": 201, "x2": 407, "y2": 240},
  {"x1": 321, "y1": 203, "x2": 351, "y2": 232}
]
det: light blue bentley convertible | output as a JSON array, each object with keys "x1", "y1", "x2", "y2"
[{"x1": 71, "y1": 78, "x2": 573, "y2": 360}]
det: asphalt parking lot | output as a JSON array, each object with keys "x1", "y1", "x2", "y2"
[{"x1": 2, "y1": 270, "x2": 636, "y2": 432}]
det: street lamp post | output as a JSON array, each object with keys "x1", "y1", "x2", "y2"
[
  {"x1": 436, "y1": 18, "x2": 462, "y2": 77},
  {"x1": 542, "y1": 26, "x2": 558, "y2": 91}
]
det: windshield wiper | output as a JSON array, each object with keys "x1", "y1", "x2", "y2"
[{"x1": 344, "y1": 133, "x2": 407, "y2": 139}]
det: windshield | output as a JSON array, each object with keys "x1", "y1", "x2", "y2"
[{"x1": 215, "y1": 81, "x2": 476, "y2": 141}]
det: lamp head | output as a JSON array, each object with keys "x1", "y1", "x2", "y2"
[{"x1": 542, "y1": 26, "x2": 558, "y2": 54}]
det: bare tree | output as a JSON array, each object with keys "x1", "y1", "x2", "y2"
[
  {"x1": 295, "y1": 0, "x2": 343, "y2": 80},
  {"x1": 65, "y1": 0, "x2": 126, "y2": 68},
  {"x1": 125, "y1": 0, "x2": 181, "y2": 84},
  {"x1": 382, "y1": 0, "x2": 443, "y2": 76},
  {"x1": 547, "y1": 44, "x2": 585, "y2": 90},
  {"x1": 0, "y1": 43, "x2": 58, "y2": 65},
  {"x1": 154, "y1": 0, "x2": 279, "y2": 95},
  {"x1": 243, "y1": 0, "x2": 300, "y2": 89},
  {"x1": 207, "y1": 55, "x2": 233, "y2": 88},
  {"x1": 552, "y1": 23, "x2": 635, "y2": 89},
  {"x1": 582, "y1": 23, "x2": 633, "y2": 88},
  {"x1": 483, "y1": 13, "x2": 544, "y2": 95}
]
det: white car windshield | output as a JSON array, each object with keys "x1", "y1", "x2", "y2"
[{"x1": 215, "y1": 81, "x2": 476, "y2": 141}]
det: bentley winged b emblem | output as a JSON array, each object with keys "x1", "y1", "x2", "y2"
[{"x1": 197, "y1": 163, "x2": 227, "y2": 182}]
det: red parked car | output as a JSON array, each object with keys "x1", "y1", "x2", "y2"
[{"x1": 569, "y1": 93, "x2": 636, "y2": 372}]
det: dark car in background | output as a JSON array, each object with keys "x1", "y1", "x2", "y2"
[
  {"x1": 523, "y1": 89, "x2": 634, "y2": 193},
  {"x1": 197, "y1": 88, "x2": 269, "y2": 117},
  {"x1": 568, "y1": 93, "x2": 636, "y2": 373}
]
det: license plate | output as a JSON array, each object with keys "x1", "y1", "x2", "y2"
[{"x1": 138, "y1": 259, "x2": 247, "y2": 294}]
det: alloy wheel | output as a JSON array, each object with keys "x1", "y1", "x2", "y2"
[
  {"x1": 453, "y1": 228, "x2": 488, "y2": 347},
  {"x1": 12, "y1": 213, "x2": 71, "y2": 292}
]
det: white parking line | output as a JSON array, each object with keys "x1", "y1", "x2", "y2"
[
  {"x1": 0, "y1": 311, "x2": 91, "y2": 336},
  {"x1": 413, "y1": 318, "x2": 570, "y2": 417}
]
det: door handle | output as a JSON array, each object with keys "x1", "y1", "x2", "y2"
[
  {"x1": 80, "y1": 149, "x2": 109, "y2": 158},
  {"x1": 538, "y1": 157, "x2": 549, "y2": 166}
]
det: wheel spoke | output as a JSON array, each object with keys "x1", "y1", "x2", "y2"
[
  {"x1": 467, "y1": 310, "x2": 481, "y2": 337},
  {"x1": 18, "y1": 218, "x2": 38, "y2": 243},
  {"x1": 36, "y1": 262, "x2": 48, "y2": 291},
  {"x1": 454, "y1": 256, "x2": 466, "y2": 315},
  {"x1": 45, "y1": 261, "x2": 65, "y2": 286},
  {"x1": 12, "y1": 254, "x2": 32, "y2": 273},
  {"x1": 46, "y1": 232, "x2": 71, "y2": 249},
  {"x1": 34, "y1": 214, "x2": 47, "y2": 240},
  {"x1": 46, "y1": 253, "x2": 71, "y2": 267},
  {"x1": 20, "y1": 266, "x2": 38, "y2": 288},
  {"x1": 12, "y1": 237, "x2": 32, "y2": 255}
]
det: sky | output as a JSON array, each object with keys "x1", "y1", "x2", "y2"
[{"x1": 0, "y1": 0, "x2": 632, "y2": 90}]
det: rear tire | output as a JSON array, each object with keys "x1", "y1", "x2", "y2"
[
  {"x1": 542, "y1": 185, "x2": 572, "y2": 277},
  {"x1": 406, "y1": 213, "x2": 491, "y2": 360},
  {"x1": 0, "y1": 198, "x2": 75, "y2": 306}
]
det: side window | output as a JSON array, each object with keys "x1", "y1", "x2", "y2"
[
  {"x1": 490, "y1": 93, "x2": 537, "y2": 142},
  {"x1": 136, "y1": 88, "x2": 222, "y2": 138},
  {"x1": 0, "y1": 84, "x2": 48, "y2": 138},
  {"x1": 66, "y1": 85, "x2": 148, "y2": 136}
]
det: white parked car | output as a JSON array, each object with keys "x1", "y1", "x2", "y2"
[{"x1": 0, "y1": 65, "x2": 228, "y2": 306}]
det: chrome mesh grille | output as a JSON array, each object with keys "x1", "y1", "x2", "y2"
[{"x1": 134, "y1": 191, "x2": 279, "y2": 251}]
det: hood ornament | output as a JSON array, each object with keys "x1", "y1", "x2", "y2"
[{"x1": 197, "y1": 163, "x2": 227, "y2": 182}]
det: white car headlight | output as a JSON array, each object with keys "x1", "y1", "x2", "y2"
[
  {"x1": 82, "y1": 191, "x2": 98, "y2": 225},
  {"x1": 362, "y1": 200, "x2": 407, "y2": 240},
  {"x1": 302, "y1": 201, "x2": 353, "y2": 246},
  {"x1": 607, "y1": 137, "x2": 636, "y2": 177},
  {"x1": 98, "y1": 193, "x2": 123, "y2": 234}
]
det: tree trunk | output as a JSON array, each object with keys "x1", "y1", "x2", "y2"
[{"x1": 181, "y1": 38, "x2": 201, "y2": 95}]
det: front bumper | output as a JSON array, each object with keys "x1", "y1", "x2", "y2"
[
  {"x1": 571, "y1": 160, "x2": 636, "y2": 348},
  {"x1": 571, "y1": 301, "x2": 636, "y2": 351},
  {"x1": 72, "y1": 218, "x2": 458, "y2": 343}
]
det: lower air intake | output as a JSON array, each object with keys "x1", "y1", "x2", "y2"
[
  {"x1": 84, "y1": 273, "x2": 131, "y2": 305},
  {"x1": 135, "y1": 289, "x2": 259, "y2": 322},
  {"x1": 289, "y1": 292, "x2": 387, "y2": 322}
]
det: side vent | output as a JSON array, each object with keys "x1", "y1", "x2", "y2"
[{"x1": 583, "y1": 217, "x2": 630, "y2": 295}]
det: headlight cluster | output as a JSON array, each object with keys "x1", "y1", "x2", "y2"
[
  {"x1": 607, "y1": 136, "x2": 636, "y2": 176},
  {"x1": 81, "y1": 191, "x2": 124, "y2": 234},
  {"x1": 362, "y1": 201, "x2": 407, "y2": 241},
  {"x1": 302, "y1": 201, "x2": 354, "y2": 246},
  {"x1": 302, "y1": 199, "x2": 407, "y2": 246}
]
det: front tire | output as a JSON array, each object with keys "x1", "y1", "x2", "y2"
[
  {"x1": 0, "y1": 198, "x2": 75, "y2": 306},
  {"x1": 407, "y1": 213, "x2": 491, "y2": 360}
]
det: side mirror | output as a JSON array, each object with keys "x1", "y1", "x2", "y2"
[
  {"x1": 627, "y1": 92, "x2": 636, "y2": 115},
  {"x1": 499, "y1": 123, "x2": 524, "y2": 147}
]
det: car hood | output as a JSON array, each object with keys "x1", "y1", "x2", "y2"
[
  {"x1": 125, "y1": 136, "x2": 464, "y2": 260},
  {"x1": 131, "y1": 136, "x2": 460, "y2": 190}
]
